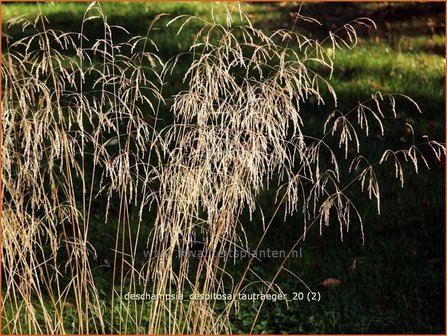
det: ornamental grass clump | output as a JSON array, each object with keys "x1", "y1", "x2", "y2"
[{"x1": 1, "y1": 2, "x2": 444, "y2": 334}]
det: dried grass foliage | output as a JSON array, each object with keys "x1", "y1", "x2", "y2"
[{"x1": 1, "y1": 3, "x2": 444, "y2": 334}]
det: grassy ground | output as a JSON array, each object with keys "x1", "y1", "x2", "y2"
[{"x1": 2, "y1": 2, "x2": 445, "y2": 334}]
